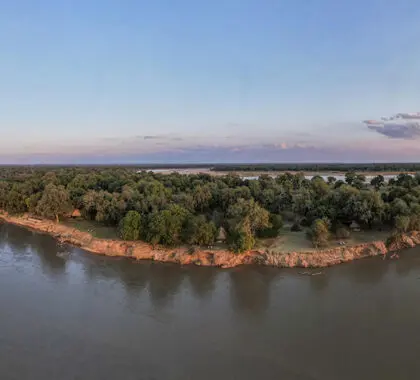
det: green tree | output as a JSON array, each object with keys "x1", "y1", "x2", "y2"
[
  {"x1": 395, "y1": 215, "x2": 410, "y2": 233},
  {"x1": 36, "y1": 183, "x2": 72, "y2": 222},
  {"x1": 6, "y1": 189, "x2": 27, "y2": 214},
  {"x1": 258, "y1": 214, "x2": 283, "y2": 238},
  {"x1": 192, "y1": 185, "x2": 213, "y2": 211},
  {"x1": 309, "y1": 219, "x2": 330, "y2": 248},
  {"x1": 146, "y1": 205, "x2": 189, "y2": 246},
  {"x1": 226, "y1": 198, "x2": 270, "y2": 234},
  {"x1": 327, "y1": 176, "x2": 337, "y2": 185},
  {"x1": 183, "y1": 215, "x2": 216, "y2": 245},
  {"x1": 371, "y1": 175, "x2": 385, "y2": 190},
  {"x1": 228, "y1": 219, "x2": 255, "y2": 253},
  {"x1": 345, "y1": 171, "x2": 357, "y2": 186},
  {"x1": 25, "y1": 192, "x2": 42, "y2": 214},
  {"x1": 119, "y1": 211, "x2": 142, "y2": 240}
]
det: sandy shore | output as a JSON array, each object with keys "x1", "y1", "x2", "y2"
[{"x1": 0, "y1": 212, "x2": 418, "y2": 268}]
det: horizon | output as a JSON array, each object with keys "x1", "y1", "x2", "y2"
[{"x1": 1, "y1": 1, "x2": 420, "y2": 163}]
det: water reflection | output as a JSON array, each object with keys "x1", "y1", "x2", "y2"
[
  {"x1": 229, "y1": 267, "x2": 276, "y2": 316},
  {"x1": 341, "y1": 256, "x2": 388, "y2": 285},
  {"x1": 186, "y1": 267, "x2": 217, "y2": 299},
  {"x1": 148, "y1": 264, "x2": 185, "y2": 310},
  {"x1": 0, "y1": 222, "x2": 31, "y2": 253},
  {"x1": 309, "y1": 273, "x2": 329, "y2": 292},
  {"x1": 394, "y1": 250, "x2": 420, "y2": 276},
  {"x1": 30, "y1": 233, "x2": 67, "y2": 276}
]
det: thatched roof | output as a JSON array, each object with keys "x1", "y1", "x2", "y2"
[
  {"x1": 217, "y1": 226, "x2": 227, "y2": 241},
  {"x1": 71, "y1": 209, "x2": 82, "y2": 218}
]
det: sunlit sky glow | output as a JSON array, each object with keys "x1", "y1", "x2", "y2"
[{"x1": 1, "y1": 0, "x2": 420, "y2": 163}]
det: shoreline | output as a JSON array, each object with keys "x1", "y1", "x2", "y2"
[{"x1": 1, "y1": 212, "x2": 419, "y2": 268}]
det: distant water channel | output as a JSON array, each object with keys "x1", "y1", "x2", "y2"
[
  {"x1": 1, "y1": 222, "x2": 420, "y2": 380},
  {"x1": 145, "y1": 169, "x2": 401, "y2": 182}
]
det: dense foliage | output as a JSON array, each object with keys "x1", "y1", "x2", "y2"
[{"x1": 1, "y1": 167, "x2": 420, "y2": 252}]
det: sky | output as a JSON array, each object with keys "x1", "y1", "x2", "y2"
[{"x1": 1, "y1": 0, "x2": 420, "y2": 164}]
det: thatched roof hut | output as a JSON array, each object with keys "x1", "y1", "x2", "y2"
[
  {"x1": 71, "y1": 209, "x2": 82, "y2": 218},
  {"x1": 216, "y1": 226, "x2": 227, "y2": 242}
]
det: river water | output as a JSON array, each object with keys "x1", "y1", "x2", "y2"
[{"x1": 1, "y1": 223, "x2": 420, "y2": 380}]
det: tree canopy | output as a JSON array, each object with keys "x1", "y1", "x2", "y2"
[{"x1": 0, "y1": 166, "x2": 419, "y2": 251}]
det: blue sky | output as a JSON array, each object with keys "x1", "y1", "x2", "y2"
[{"x1": 1, "y1": 0, "x2": 420, "y2": 163}]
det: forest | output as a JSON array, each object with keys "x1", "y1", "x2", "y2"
[{"x1": 0, "y1": 166, "x2": 419, "y2": 252}]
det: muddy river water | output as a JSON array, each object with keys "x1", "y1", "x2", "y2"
[{"x1": 1, "y1": 222, "x2": 419, "y2": 380}]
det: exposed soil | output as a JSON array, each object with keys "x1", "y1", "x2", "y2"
[{"x1": 0, "y1": 212, "x2": 417, "y2": 268}]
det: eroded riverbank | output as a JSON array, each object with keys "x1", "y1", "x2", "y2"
[{"x1": 1, "y1": 212, "x2": 419, "y2": 268}]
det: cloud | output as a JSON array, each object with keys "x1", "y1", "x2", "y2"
[
  {"x1": 364, "y1": 113, "x2": 420, "y2": 139},
  {"x1": 367, "y1": 124, "x2": 420, "y2": 139},
  {"x1": 143, "y1": 135, "x2": 162, "y2": 140}
]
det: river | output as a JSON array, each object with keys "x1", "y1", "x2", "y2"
[{"x1": 0, "y1": 222, "x2": 419, "y2": 380}]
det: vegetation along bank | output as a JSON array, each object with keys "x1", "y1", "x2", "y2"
[{"x1": 0, "y1": 166, "x2": 420, "y2": 267}]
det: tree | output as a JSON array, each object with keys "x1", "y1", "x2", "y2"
[
  {"x1": 390, "y1": 198, "x2": 410, "y2": 218},
  {"x1": 327, "y1": 176, "x2": 337, "y2": 185},
  {"x1": 228, "y1": 219, "x2": 255, "y2": 253},
  {"x1": 371, "y1": 175, "x2": 385, "y2": 190},
  {"x1": 309, "y1": 219, "x2": 330, "y2": 248},
  {"x1": 258, "y1": 214, "x2": 283, "y2": 238},
  {"x1": 25, "y1": 192, "x2": 42, "y2": 214},
  {"x1": 395, "y1": 215, "x2": 410, "y2": 233},
  {"x1": 345, "y1": 171, "x2": 357, "y2": 186},
  {"x1": 6, "y1": 189, "x2": 27, "y2": 214},
  {"x1": 192, "y1": 185, "x2": 213, "y2": 211},
  {"x1": 119, "y1": 211, "x2": 142, "y2": 240},
  {"x1": 183, "y1": 215, "x2": 216, "y2": 245},
  {"x1": 36, "y1": 183, "x2": 72, "y2": 222},
  {"x1": 146, "y1": 204, "x2": 189, "y2": 246},
  {"x1": 226, "y1": 198, "x2": 270, "y2": 234},
  {"x1": 0, "y1": 182, "x2": 10, "y2": 209}
]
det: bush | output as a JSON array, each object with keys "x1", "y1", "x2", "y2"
[
  {"x1": 409, "y1": 215, "x2": 420, "y2": 231},
  {"x1": 308, "y1": 219, "x2": 330, "y2": 248},
  {"x1": 395, "y1": 215, "x2": 410, "y2": 233},
  {"x1": 336, "y1": 227, "x2": 350, "y2": 239},
  {"x1": 291, "y1": 222, "x2": 302, "y2": 232}
]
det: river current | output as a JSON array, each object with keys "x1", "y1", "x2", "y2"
[{"x1": 0, "y1": 222, "x2": 419, "y2": 380}]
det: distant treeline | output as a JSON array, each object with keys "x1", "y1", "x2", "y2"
[
  {"x1": 1, "y1": 163, "x2": 420, "y2": 173},
  {"x1": 211, "y1": 163, "x2": 420, "y2": 172}
]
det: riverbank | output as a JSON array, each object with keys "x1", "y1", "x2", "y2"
[{"x1": 1, "y1": 212, "x2": 419, "y2": 268}]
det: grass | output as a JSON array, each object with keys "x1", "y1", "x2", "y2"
[
  {"x1": 256, "y1": 227, "x2": 392, "y2": 253},
  {"x1": 63, "y1": 218, "x2": 392, "y2": 253},
  {"x1": 62, "y1": 218, "x2": 118, "y2": 240}
]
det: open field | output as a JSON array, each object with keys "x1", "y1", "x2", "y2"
[
  {"x1": 63, "y1": 218, "x2": 392, "y2": 254},
  {"x1": 256, "y1": 228, "x2": 392, "y2": 253}
]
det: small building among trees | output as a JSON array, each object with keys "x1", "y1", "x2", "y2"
[
  {"x1": 71, "y1": 209, "x2": 82, "y2": 219},
  {"x1": 216, "y1": 226, "x2": 227, "y2": 243}
]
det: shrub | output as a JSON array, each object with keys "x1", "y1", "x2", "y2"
[
  {"x1": 336, "y1": 227, "x2": 350, "y2": 239},
  {"x1": 291, "y1": 222, "x2": 302, "y2": 232},
  {"x1": 395, "y1": 215, "x2": 410, "y2": 233}
]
